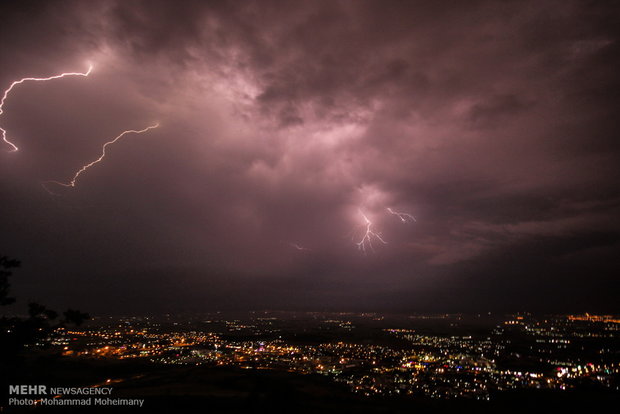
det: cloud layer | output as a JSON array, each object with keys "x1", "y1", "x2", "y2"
[{"x1": 1, "y1": 0, "x2": 619, "y2": 313}]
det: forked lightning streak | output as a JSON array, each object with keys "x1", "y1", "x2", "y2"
[
  {"x1": 1, "y1": 65, "x2": 93, "y2": 152},
  {"x1": 42, "y1": 124, "x2": 159, "y2": 193}
]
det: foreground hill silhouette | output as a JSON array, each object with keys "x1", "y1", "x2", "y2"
[{"x1": 1, "y1": 255, "x2": 89, "y2": 408}]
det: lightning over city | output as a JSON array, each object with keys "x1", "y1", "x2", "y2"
[
  {"x1": 387, "y1": 207, "x2": 416, "y2": 223},
  {"x1": 355, "y1": 210, "x2": 387, "y2": 254},
  {"x1": 0, "y1": 64, "x2": 93, "y2": 152},
  {"x1": 2, "y1": 1, "x2": 620, "y2": 409},
  {"x1": 42, "y1": 123, "x2": 159, "y2": 193}
]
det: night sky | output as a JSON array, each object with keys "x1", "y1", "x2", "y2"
[{"x1": 1, "y1": 0, "x2": 619, "y2": 315}]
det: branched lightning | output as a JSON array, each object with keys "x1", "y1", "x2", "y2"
[
  {"x1": 42, "y1": 123, "x2": 159, "y2": 193},
  {"x1": 1, "y1": 64, "x2": 93, "y2": 152},
  {"x1": 355, "y1": 209, "x2": 387, "y2": 253},
  {"x1": 387, "y1": 207, "x2": 416, "y2": 223}
]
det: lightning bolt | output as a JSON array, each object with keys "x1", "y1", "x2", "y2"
[
  {"x1": 42, "y1": 123, "x2": 159, "y2": 193},
  {"x1": 1, "y1": 64, "x2": 93, "y2": 152},
  {"x1": 387, "y1": 207, "x2": 416, "y2": 223},
  {"x1": 289, "y1": 242, "x2": 311, "y2": 251},
  {"x1": 355, "y1": 209, "x2": 387, "y2": 253}
]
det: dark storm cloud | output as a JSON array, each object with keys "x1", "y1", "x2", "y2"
[{"x1": 1, "y1": 0, "x2": 619, "y2": 314}]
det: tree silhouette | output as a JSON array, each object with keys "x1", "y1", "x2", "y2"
[
  {"x1": 0, "y1": 255, "x2": 90, "y2": 362},
  {"x1": 0, "y1": 255, "x2": 20, "y2": 305}
]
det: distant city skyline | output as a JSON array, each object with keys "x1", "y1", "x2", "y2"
[{"x1": 43, "y1": 311, "x2": 620, "y2": 401}]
